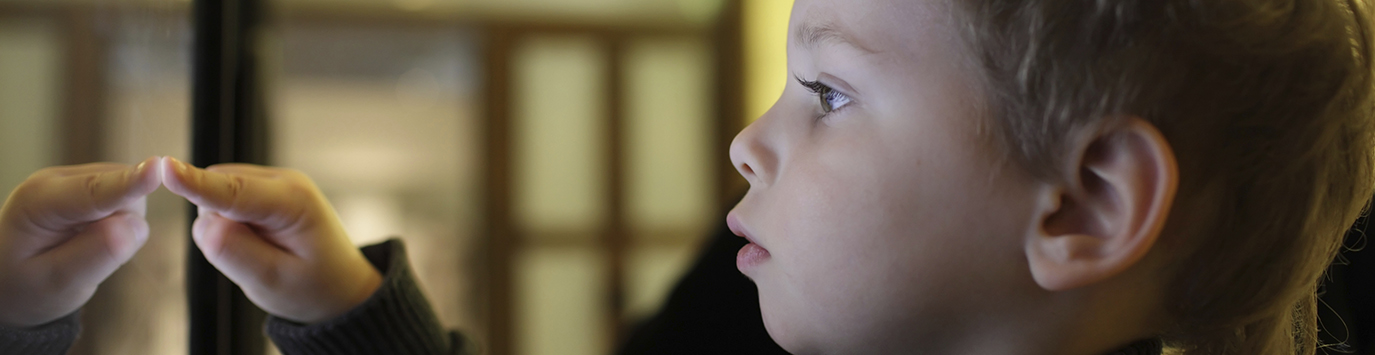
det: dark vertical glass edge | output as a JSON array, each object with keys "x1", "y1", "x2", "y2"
[
  {"x1": 188, "y1": 0, "x2": 223, "y2": 353},
  {"x1": 189, "y1": 0, "x2": 268, "y2": 354}
]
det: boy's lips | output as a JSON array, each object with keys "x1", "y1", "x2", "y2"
[{"x1": 727, "y1": 212, "x2": 771, "y2": 270}]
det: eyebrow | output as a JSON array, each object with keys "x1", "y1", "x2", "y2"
[{"x1": 793, "y1": 21, "x2": 875, "y2": 53}]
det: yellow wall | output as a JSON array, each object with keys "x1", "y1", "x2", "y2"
[{"x1": 743, "y1": 0, "x2": 793, "y2": 123}]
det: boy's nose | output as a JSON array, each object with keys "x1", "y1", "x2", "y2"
[{"x1": 730, "y1": 115, "x2": 779, "y2": 187}]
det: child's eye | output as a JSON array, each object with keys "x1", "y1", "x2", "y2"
[{"x1": 796, "y1": 75, "x2": 854, "y2": 116}]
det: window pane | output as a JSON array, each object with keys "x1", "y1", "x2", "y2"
[
  {"x1": 512, "y1": 35, "x2": 608, "y2": 240},
  {"x1": 514, "y1": 246, "x2": 609, "y2": 355},
  {"x1": 0, "y1": 18, "x2": 60, "y2": 194},
  {"x1": 93, "y1": 9, "x2": 193, "y2": 354},
  {"x1": 0, "y1": 4, "x2": 197, "y2": 354},
  {"x1": 266, "y1": 21, "x2": 484, "y2": 351},
  {"x1": 623, "y1": 36, "x2": 714, "y2": 241}
]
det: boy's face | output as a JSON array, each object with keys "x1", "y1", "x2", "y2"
[{"x1": 729, "y1": 0, "x2": 1042, "y2": 352}]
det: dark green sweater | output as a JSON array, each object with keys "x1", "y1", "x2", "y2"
[{"x1": 264, "y1": 239, "x2": 471, "y2": 355}]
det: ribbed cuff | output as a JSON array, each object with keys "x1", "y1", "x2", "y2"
[
  {"x1": 0, "y1": 311, "x2": 80, "y2": 355},
  {"x1": 265, "y1": 239, "x2": 468, "y2": 355}
]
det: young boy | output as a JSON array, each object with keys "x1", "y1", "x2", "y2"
[{"x1": 2, "y1": 0, "x2": 1372, "y2": 354}]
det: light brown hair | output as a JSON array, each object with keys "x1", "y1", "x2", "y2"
[{"x1": 953, "y1": 0, "x2": 1375, "y2": 353}]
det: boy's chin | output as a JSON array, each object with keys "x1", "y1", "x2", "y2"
[
  {"x1": 756, "y1": 289, "x2": 814, "y2": 355},
  {"x1": 759, "y1": 309, "x2": 802, "y2": 354}
]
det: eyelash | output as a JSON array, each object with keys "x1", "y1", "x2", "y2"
[{"x1": 795, "y1": 75, "x2": 854, "y2": 117}]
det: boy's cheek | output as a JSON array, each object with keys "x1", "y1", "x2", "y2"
[{"x1": 752, "y1": 186, "x2": 999, "y2": 349}]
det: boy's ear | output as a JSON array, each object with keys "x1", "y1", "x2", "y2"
[{"x1": 1026, "y1": 117, "x2": 1178, "y2": 291}]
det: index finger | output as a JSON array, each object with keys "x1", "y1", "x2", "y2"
[
  {"x1": 7, "y1": 157, "x2": 162, "y2": 230},
  {"x1": 160, "y1": 157, "x2": 306, "y2": 231}
]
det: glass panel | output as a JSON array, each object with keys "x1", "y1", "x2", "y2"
[
  {"x1": 91, "y1": 9, "x2": 193, "y2": 354},
  {"x1": 512, "y1": 35, "x2": 608, "y2": 240},
  {"x1": 266, "y1": 21, "x2": 484, "y2": 350},
  {"x1": 513, "y1": 245, "x2": 608, "y2": 355},
  {"x1": 0, "y1": 18, "x2": 60, "y2": 194},
  {"x1": 623, "y1": 36, "x2": 714, "y2": 241},
  {"x1": 0, "y1": 4, "x2": 194, "y2": 354}
]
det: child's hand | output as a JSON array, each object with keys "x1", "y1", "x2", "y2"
[
  {"x1": 160, "y1": 157, "x2": 382, "y2": 324},
  {"x1": 0, "y1": 158, "x2": 161, "y2": 327}
]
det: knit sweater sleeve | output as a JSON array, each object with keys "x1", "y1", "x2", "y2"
[
  {"x1": 265, "y1": 239, "x2": 473, "y2": 355},
  {"x1": 0, "y1": 312, "x2": 80, "y2": 355}
]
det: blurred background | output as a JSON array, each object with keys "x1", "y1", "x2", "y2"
[{"x1": 0, "y1": 0, "x2": 793, "y2": 354}]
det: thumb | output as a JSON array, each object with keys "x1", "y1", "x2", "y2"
[{"x1": 34, "y1": 211, "x2": 150, "y2": 290}]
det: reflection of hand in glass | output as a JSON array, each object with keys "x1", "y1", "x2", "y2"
[
  {"x1": 160, "y1": 157, "x2": 382, "y2": 324},
  {"x1": 0, "y1": 157, "x2": 161, "y2": 328}
]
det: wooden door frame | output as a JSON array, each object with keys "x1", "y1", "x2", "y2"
[{"x1": 479, "y1": 7, "x2": 745, "y2": 351}]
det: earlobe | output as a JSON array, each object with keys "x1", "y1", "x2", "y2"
[{"x1": 1026, "y1": 118, "x2": 1178, "y2": 291}]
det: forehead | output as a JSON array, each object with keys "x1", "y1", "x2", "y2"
[{"x1": 789, "y1": 0, "x2": 958, "y2": 55}]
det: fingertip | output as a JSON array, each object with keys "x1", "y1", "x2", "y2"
[
  {"x1": 157, "y1": 156, "x2": 169, "y2": 178},
  {"x1": 132, "y1": 157, "x2": 162, "y2": 195},
  {"x1": 154, "y1": 156, "x2": 168, "y2": 185},
  {"x1": 161, "y1": 156, "x2": 191, "y2": 197},
  {"x1": 134, "y1": 157, "x2": 151, "y2": 174}
]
